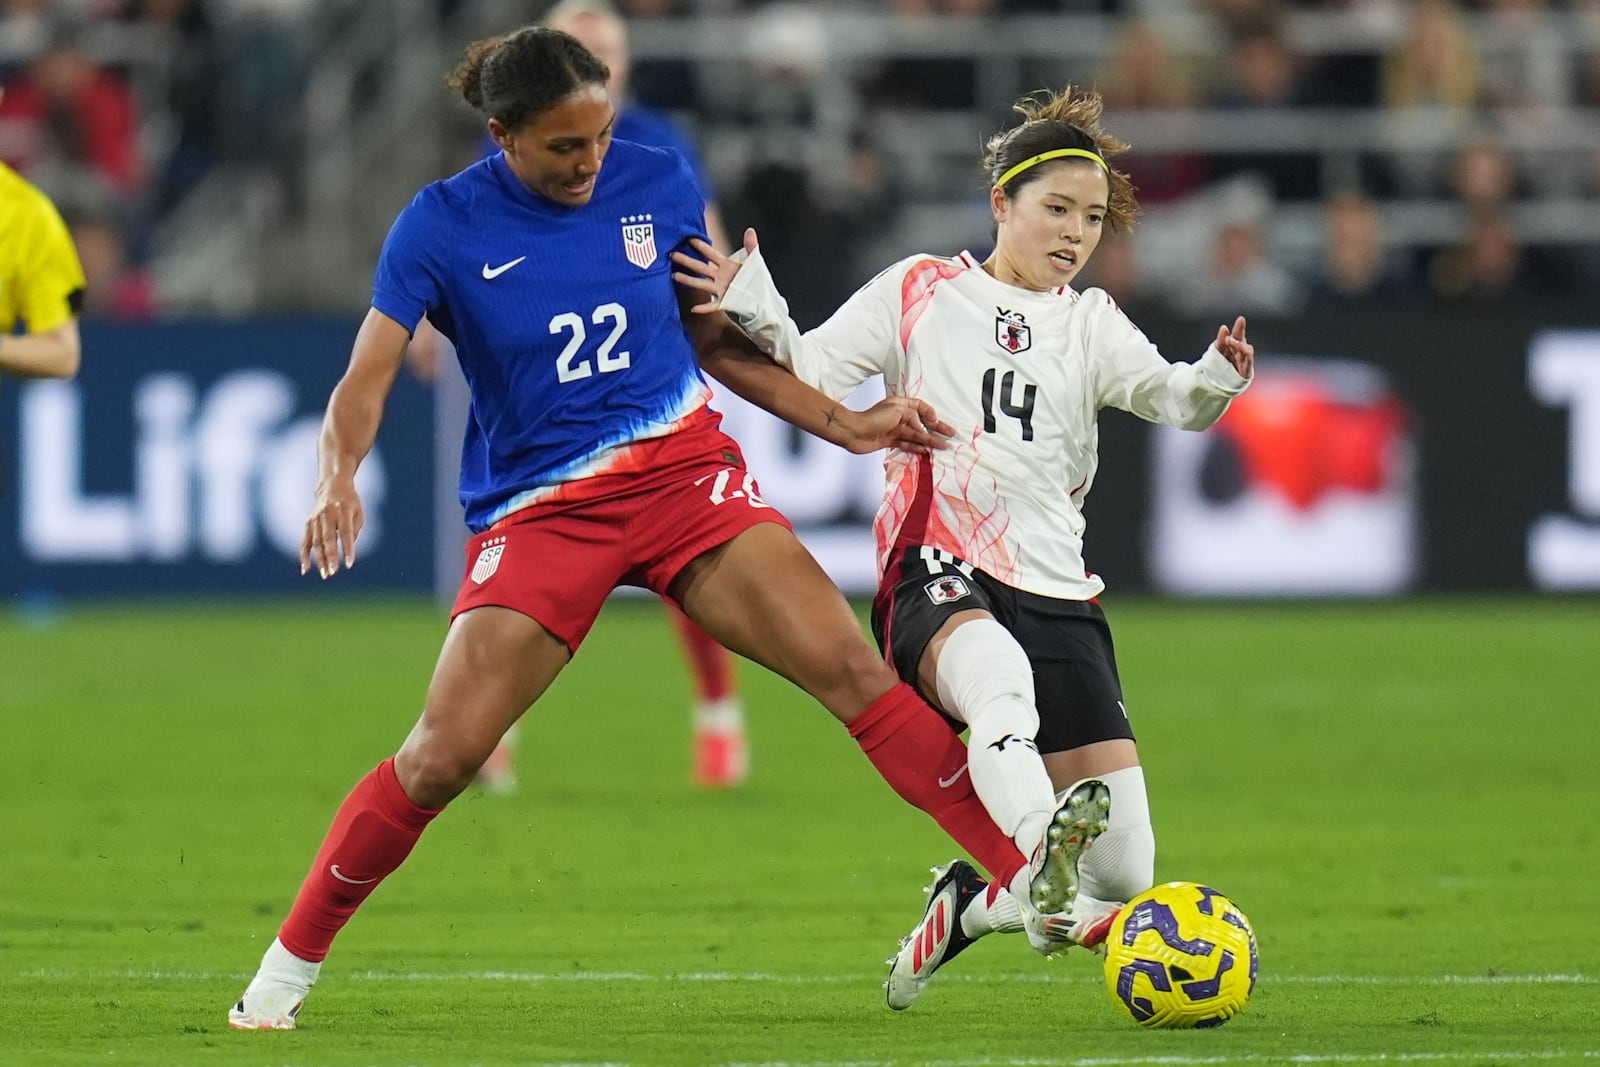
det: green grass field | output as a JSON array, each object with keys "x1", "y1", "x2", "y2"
[{"x1": 3, "y1": 595, "x2": 1597, "y2": 1067}]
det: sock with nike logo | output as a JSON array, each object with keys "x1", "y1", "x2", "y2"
[
  {"x1": 847, "y1": 683, "x2": 1027, "y2": 887},
  {"x1": 277, "y1": 758, "x2": 441, "y2": 962}
]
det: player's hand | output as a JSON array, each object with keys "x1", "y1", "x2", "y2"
[
  {"x1": 670, "y1": 228, "x2": 758, "y2": 314},
  {"x1": 843, "y1": 396, "x2": 956, "y2": 455},
  {"x1": 1216, "y1": 316, "x2": 1254, "y2": 379},
  {"x1": 301, "y1": 477, "x2": 365, "y2": 579}
]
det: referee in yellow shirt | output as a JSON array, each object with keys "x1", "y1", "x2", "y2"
[{"x1": 0, "y1": 89, "x2": 87, "y2": 381}]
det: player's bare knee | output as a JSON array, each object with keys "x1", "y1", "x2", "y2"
[
  {"x1": 393, "y1": 737, "x2": 479, "y2": 808},
  {"x1": 811, "y1": 640, "x2": 897, "y2": 714}
]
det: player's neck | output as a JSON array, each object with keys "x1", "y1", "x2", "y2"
[{"x1": 979, "y1": 252, "x2": 1052, "y2": 293}]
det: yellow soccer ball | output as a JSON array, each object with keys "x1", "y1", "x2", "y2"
[{"x1": 1103, "y1": 881, "x2": 1258, "y2": 1028}]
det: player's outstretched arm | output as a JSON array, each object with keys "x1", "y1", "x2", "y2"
[
  {"x1": 682, "y1": 291, "x2": 951, "y2": 455},
  {"x1": 302, "y1": 308, "x2": 410, "y2": 579}
]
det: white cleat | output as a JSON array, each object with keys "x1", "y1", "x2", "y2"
[
  {"x1": 227, "y1": 938, "x2": 319, "y2": 1031},
  {"x1": 1062, "y1": 893, "x2": 1124, "y2": 954},
  {"x1": 884, "y1": 860, "x2": 986, "y2": 1010},
  {"x1": 1019, "y1": 897, "x2": 1077, "y2": 957}
]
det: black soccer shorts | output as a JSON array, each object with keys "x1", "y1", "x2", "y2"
[{"x1": 871, "y1": 546, "x2": 1135, "y2": 754}]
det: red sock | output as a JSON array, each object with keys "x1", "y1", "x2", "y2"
[
  {"x1": 848, "y1": 683, "x2": 1026, "y2": 887},
  {"x1": 669, "y1": 604, "x2": 735, "y2": 705},
  {"x1": 277, "y1": 759, "x2": 442, "y2": 962}
]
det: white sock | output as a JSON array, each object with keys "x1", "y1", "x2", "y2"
[
  {"x1": 259, "y1": 937, "x2": 320, "y2": 986},
  {"x1": 1076, "y1": 765, "x2": 1156, "y2": 903},
  {"x1": 935, "y1": 618, "x2": 1057, "y2": 859},
  {"x1": 693, "y1": 695, "x2": 744, "y2": 733},
  {"x1": 960, "y1": 882, "x2": 1025, "y2": 938}
]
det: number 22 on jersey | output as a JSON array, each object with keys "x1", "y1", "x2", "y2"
[{"x1": 550, "y1": 302, "x2": 631, "y2": 383}]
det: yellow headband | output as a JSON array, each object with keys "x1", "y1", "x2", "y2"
[{"x1": 996, "y1": 147, "x2": 1109, "y2": 189}]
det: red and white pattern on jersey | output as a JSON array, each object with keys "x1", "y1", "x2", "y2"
[
  {"x1": 898, "y1": 257, "x2": 967, "y2": 351},
  {"x1": 875, "y1": 255, "x2": 1021, "y2": 584},
  {"x1": 487, "y1": 397, "x2": 717, "y2": 527},
  {"x1": 875, "y1": 447, "x2": 1018, "y2": 586}
]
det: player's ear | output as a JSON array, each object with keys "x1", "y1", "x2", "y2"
[
  {"x1": 990, "y1": 184, "x2": 1008, "y2": 224},
  {"x1": 486, "y1": 118, "x2": 514, "y2": 155}
]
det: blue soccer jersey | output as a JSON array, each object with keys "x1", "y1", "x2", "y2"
[{"x1": 371, "y1": 140, "x2": 713, "y2": 531}]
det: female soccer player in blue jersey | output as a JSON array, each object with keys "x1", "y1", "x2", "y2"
[{"x1": 227, "y1": 26, "x2": 1081, "y2": 1031}]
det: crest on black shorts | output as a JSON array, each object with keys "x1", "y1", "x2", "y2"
[
  {"x1": 925, "y1": 575, "x2": 971, "y2": 605},
  {"x1": 995, "y1": 308, "x2": 1031, "y2": 354}
]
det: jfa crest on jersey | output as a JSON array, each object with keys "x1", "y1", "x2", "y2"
[
  {"x1": 996, "y1": 308, "x2": 1031, "y2": 353},
  {"x1": 622, "y1": 215, "x2": 657, "y2": 269}
]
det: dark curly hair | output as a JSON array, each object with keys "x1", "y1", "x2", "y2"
[{"x1": 446, "y1": 26, "x2": 609, "y2": 131}]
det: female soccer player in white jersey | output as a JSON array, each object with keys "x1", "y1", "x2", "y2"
[
  {"x1": 226, "y1": 27, "x2": 1100, "y2": 1032},
  {"x1": 673, "y1": 86, "x2": 1255, "y2": 1010}
]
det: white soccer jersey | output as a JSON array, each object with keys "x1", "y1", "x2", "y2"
[{"x1": 721, "y1": 248, "x2": 1251, "y2": 600}]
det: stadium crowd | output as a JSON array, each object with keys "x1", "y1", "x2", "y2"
[{"x1": 2, "y1": 0, "x2": 1598, "y2": 321}]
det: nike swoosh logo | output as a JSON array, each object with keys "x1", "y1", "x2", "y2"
[
  {"x1": 481, "y1": 256, "x2": 526, "y2": 279},
  {"x1": 329, "y1": 864, "x2": 378, "y2": 885},
  {"x1": 937, "y1": 765, "x2": 969, "y2": 789}
]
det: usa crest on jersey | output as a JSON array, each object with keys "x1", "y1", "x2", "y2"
[
  {"x1": 995, "y1": 308, "x2": 1031, "y2": 353},
  {"x1": 621, "y1": 214, "x2": 656, "y2": 269}
]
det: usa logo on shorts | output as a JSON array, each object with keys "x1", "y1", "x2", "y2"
[
  {"x1": 925, "y1": 575, "x2": 971, "y2": 605},
  {"x1": 622, "y1": 215, "x2": 656, "y2": 269},
  {"x1": 471, "y1": 537, "x2": 507, "y2": 585}
]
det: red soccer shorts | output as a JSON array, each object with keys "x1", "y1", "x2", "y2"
[{"x1": 450, "y1": 417, "x2": 792, "y2": 651}]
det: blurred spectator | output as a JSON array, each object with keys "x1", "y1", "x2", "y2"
[
  {"x1": 1477, "y1": 0, "x2": 1570, "y2": 118},
  {"x1": 213, "y1": 0, "x2": 308, "y2": 215},
  {"x1": 1577, "y1": 0, "x2": 1600, "y2": 107},
  {"x1": 1076, "y1": 231, "x2": 1145, "y2": 305},
  {"x1": 1168, "y1": 176, "x2": 1306, "y2": 317},
  {"x1": 1379, "y1": 0, "x2": 1481, "y2": 197},
  {"x1": 1446, "y1": 136, "x2": 1519, "y2": 211},
  {"x1": 1307, "y1": 189, "x2": 1414, "y2": 304},
  {"x1": 1093, "y1": 18, "x2": 1207, "y2": 203},
  {"x1": 1208, "y1": 14, "x2": 1321, "y2": 200},
  {"x1": 65, "y1": 207, "x2": 158, "y2": 321},
  {"x1": 615, "y1": 0, "x2": 677, "y2": 15},
  {"x1": 722, "y1": 160, "x2": 858, "y2": 327},
  {"x1": 1426, "y1": 209, "x2": 1530, "y2": 301},
  {"x1": 1001, "y1": 0, "x2": 1118, "y2": 11},
  {"x1": 117, "y1": 0, "x2": 221, "y2": 218},
  {"x1": 862, "y1": 0, "x2": 985, "y2": 112},
  {"x1": 0, "y1": 0, "x2": 52, "y2": 71},
  {"x1": 1202, "y1": 0, "x2": 1284, "y2": 35},
  {"x1": 1382, "y1": 0, "x2": 1480, "y2": 109},
  {"x1": 0, "y1": 20, "x2": 146, "y2": 200}
]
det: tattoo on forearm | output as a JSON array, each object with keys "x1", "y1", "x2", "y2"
[{"x1": 824, "y1": 406, "x2": 838, "y2": 428}]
